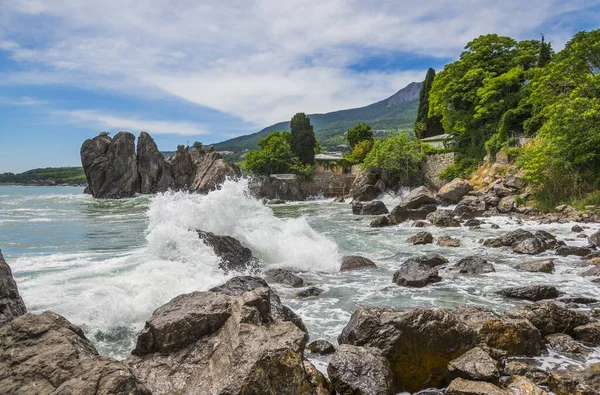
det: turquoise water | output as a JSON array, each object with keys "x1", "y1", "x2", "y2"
[{"x1": 1, "y1": 182, "x2": 600, "y2": 373}]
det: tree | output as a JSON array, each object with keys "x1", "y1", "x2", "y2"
[
  {"x1": 538, "y1": 34, "x2": 552, "y2": 67},
  {"x1": 245, "y1": 131, "x2": 312, "y2": 179},
  {"x1": 290, "y1": 112, "x2": 317, "y2": 165},
  {"x1": 192, "y1": 141, "x2": 203, "y2": 150},
  {"x1": 344, "y1": 139, "x2": 374, "y2": 164},
  {"x1": 346, "y1": 123, "x2": 373, "y2": 149},
  {"x1": 415, "y1": 68, "x2": 444, "y2": 138},
  {"x1": 362, "y1": 135, "x2": 424, "y2": 182}
]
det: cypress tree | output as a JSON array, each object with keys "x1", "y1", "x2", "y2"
[
  {"x1": 290, "y1": 112, "x2": 317, "y2": 165},
  {"x1": 538, "y1": 34, "x2": 552, "y2": 67},
  {"x1": 415, "y1": 68, "x2": 444, "y2": 138}
]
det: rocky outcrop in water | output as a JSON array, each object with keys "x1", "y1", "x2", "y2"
[
  {"x1": 81, "y1": 132, "x2": 240, "y2": 198},
  {"x1": 0, "y1": 311, "x2": 150, "y2": 394},
  {"x1": 128, "y1": 279, "x2": 331, "y2": 395},
  {"x1": 195, "y1": 229, "x2": 258, "y2": 272},
  {"x1": 0, "y1": 250, "x2": 26, "y2": 326}
]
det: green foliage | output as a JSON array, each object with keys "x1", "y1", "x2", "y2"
[
  {"x1": 290, "y1": 113, "x2": 317, "y2": 165},
  {"x1": 346, "y1": 123, "x2": 373, "y2": 149},
  {"x1": 344, "y1": 139, "x2": 374, "y2": 164},
  {"x1": 192, "y1": 141, "x2": 203, "y2": 150},
  {"x1": 362, "y1": 135, "x2": 424, "y2": 181},
  {"x1": 99, "y1": 131, "x2": 111, "y2": 137},
  {"x1": 245, "y1": 131, "x2": 313, "y2": 180},
  {"x1": 439, "y1": 157, "x2": 480, "y2": 182},
  {"x1": 0, "y1": 167, "x2": 86, "y2": 185},
  {"x1": 415, "y1": 68, "x2": 444, "y2": 138},
  {"x1": 538, "y1": 34, "x2": 553, "y2": 67}
]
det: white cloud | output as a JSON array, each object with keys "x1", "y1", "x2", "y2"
[
  {"x1": 57, "y1": 110, "x2": 210, "y2": 136},
  {"x1": 1, "y1": 0, "x2": 598, "y2": 128},
  {"x1": 0, "y1": 96, "x2": 48, "y2": 106}
]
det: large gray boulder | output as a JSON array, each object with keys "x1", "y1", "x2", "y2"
[
  {"x1": 137, "y1": 131, "x2": 174, "y2": 194},
  {"x1": 195, "y1": 230, "x2": 258, "y2": 272},
  {"x1": 129, "y1": 282, "x2": 330, "y2": 395},
  {"x1": 519, "y1": 259, "x2": 555, "y2": 274},
  {"x1": 340, "y1": 255, "x2": 376, "y2": 271},
  {"x1": 589, "y1": 230, "x2": 600, "y2": 247},
  {"x1": 81, "y1": 132, "x2": 141, "y2": 198},
  {"x1": 352, "y1": 200, "x2": 388, "y2": 215},
  {"x1": 454, "y1": 256, "x2": 495, "y2": 274},
  {"x1": 512, "y1": 238, "x2": 545, "y2": 255},
  {"x1": 497, "y1": 285, "x2": 560, "y2": 301},
  {"x1": 427, "y1": 209, "x2": 461, "y2": 227},
  {"x1": 0, "y1": 311, "x2": 150, "y2": 395},
  {"x1": 505, "y1": 301, "x2": 590, "y2": 336},
  {"x1": 400, "y1": 186, "x2": 437, "y2": 209},
  {"x1": 436, "y1": 178, "x2": 473, "y2": 204},
  {"x1": 327, "y1": 344, "x2": 394, "y2": 395},
  {"x1": 447, "y1": 347, "x2": 500, "y2": 383},
  {"x1": 338, "y1": 307, "x2": 476, "y2": 393},
  {"x1": 393, "y1": 261, "x2": 442, "y2": 287},
  {"x1": 0, "y1": 250, "x2": 26, "y2": 326},
  {"x1": 501, "y1": 229, "x2": 535, "y2": 246}
]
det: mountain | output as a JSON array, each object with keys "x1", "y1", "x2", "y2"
[{"x1": 213, "y1": 82, "x2": 422, "y2": 152}]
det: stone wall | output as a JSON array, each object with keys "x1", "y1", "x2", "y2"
[
  {"x1": 251, "y1": 173, "x2": 356, "y2": 200},
  {"x1": 421, "y1": 152, "x2": 455, "y2": 189}
]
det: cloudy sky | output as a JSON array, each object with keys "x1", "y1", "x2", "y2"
[{"x1": 1, "y1": 0, "x2": 599, "y2": 172}]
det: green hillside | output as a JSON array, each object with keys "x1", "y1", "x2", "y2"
[
  {"x1": 213, "y1": 82, "x2": 422, "y2": 152},
  {"x1": 0, "y1": 167, "x2": 86, "y2": 185}
]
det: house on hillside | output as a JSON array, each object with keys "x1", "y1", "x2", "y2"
[
  {"x1": 314, "y1": 153, "x2": 352, "y2": 174},
  {"x1": 420, "y1": 134, "x2": 453, "y2": 148}
]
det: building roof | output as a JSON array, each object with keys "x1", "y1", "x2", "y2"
[
  {"x1": 315, "y1": 153, "x2": 343, "y2": 161},
  {"x1": 420, "y1": 133, "x2": 452, "y2": 142}
]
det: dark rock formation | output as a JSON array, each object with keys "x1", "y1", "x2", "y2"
[
  {"x1": 445, "y1": 378, "x2": 507, "y2": 395},
  {"x1": 0, "y1": 311, "x2": 150, "y2": 394},
  {"x1": 497, "y1": 285, "x2": 560, "y2": 301},
  {"x1": 545, "y1": 333, "x2": 581, "y2": 354},
  {"x1": 189, "y1": 150, "x2": 241, "y2": 193},
  {"x1": 352, "y1": 200, "x2": 388, "y2": 215},
  {"x1": 393, "y1": 261, "x2": 442, "y2": 287},
  {"x1": 478, "y1": 318, "x2": 543, "y2": 356},
  {"x1": 505, "y1": 301, "x2": 590, "y2": 336},
  {"x1": 437, "y1": 235, "x2": 461, "y2": 247},
  {"x1": 370, "y1": 215, "x2": 392, "y2": 227},
  {"x1": 0, "y1": 250, "x2": 26, "y2": 326},
  {"x1": 327, "y1": 344, "x2": 394, "y2": 395},
  {"x1": 265, "y1": 268, "x2": 304, "y2": 287},
  {"x1": 535, "y1": 230, "x2": 557, "y2": 249},
  {"x1": 447, "y1": 347, "x2": 499, "y2": 383},
  {"x1": 501, "y1": 229, "x2": 535, "y2": 246},
  {"x1": 454, "y1": 256, "x2": 495, "y2": 274},
  {"x1": 352, "y1": 184, "x2": 380, "y2": 202},
  {"x1": 548, "y1": 363, "x2": 600, "y2": 394},
  {"x1": 295, "y1": 286, "x2": 325, "y2": 298},
  {"x1": 340, "y1": 255, "x2": 376, "y2": 271},
  {"x1": 195, "y1": 230, "x2": 258, "y2": 272},
  {"x1": 338, "y1": 307, "x2": 476, "y2": 393},
  {"x1": 136, "y1": 132, "x2": 174, "y2": 194},
  {"x1": 307, "y1": 340, "x2": 336, "y2": 355},
  {"x1": 405, "y1": 254, "x2": 449, "y2": 267},
  {"x1": 407, "y1": 231, "x2": 433, "y2": 245},
  {"x1": 436, "y1": 178, "x2": 472, "y2": 204},
  {"x1": 129, "y1": 282, "x2": 329, "y2": 394},
  {"x1": 556, "y1": 245, "x2": 592, "y2": 257},
  {"x1": 519, "y1": 259, "x2": 555, "y2": 273},
  {"x1": 590, "y1": 230, "x2": 600, "y2": 247},
  {"x1": 426, "y1": 209, "x2": 461, "y2": 227},
  {"x1": 582, "y1": 266, "x2": 600, "y2": 277},
  {"x1": 572, "y1": 321, "x2": 600, "y2": 345},
  {"x1": 512, "y1": 238, "x2": 545, "y2": 255},
  {"x1": 455, "y1": 195, "x2": 487, "y2": 218}
]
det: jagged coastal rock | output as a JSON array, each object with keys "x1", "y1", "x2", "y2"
[
  {"x1": 81, "y1": 131, "x2": 240, "y2": 198},
  {"x1": 0, "y1": 250, "x2": 26, "y2": 326}
]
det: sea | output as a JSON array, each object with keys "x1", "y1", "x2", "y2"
[{"x1": 1, "y1": 180, "x2": 599, "y2": 374}]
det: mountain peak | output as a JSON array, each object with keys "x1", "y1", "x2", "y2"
[{"x1": 385, "y1": 81, "x2": 422, "y2": 107}]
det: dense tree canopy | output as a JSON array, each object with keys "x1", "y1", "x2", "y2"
[
  {"x1": 362, "y1": 135, "x2": 424, "y2": 182},
  {"x1": 415, "y1": 68, "x2": 444, "y2": 138},
  {"x1": 346, "y1": 123, "x2": 373, "y2": 149},
  {"x1": 245, "y1": 131, "x2": 312, "y2": 179},
  {"x1": 290, "y1": 113, "x2": 318, "y2": 165}
]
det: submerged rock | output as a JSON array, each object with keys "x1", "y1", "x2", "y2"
[
  {"x1": 454, "y1": 256, "x2": 495, "y2": 274},
  {"x1": 370, "y1": 215, "x2": 392, "y2": 227},
  {"x1": 295, "y1": 286, "x2": 325, "y2": 298},
  {"x1": 338, "y1": 307, "x2": 476, "y2": 393},
  {"x1": 497, "y1": 285, "x2": 561, "y2": 302},
  {"x1": 195, "y1": 229, "x2": 258, "y2": 272},
  {"x1": 0, "y1": 250, "x2": 26, "y2": 326},
  {"x1": 519, "y1": 259, "x2": 555, "y2": 274},
  {"x1": 307, "y1": 340, "x2": 336, "y2": 355},
  {"x1": 327, "y1": 344, "x2": 394, "y2": 395},
  {"x1": 264, "y1": 268, "x2": 304, "y2": 287},
  {"x1": 407, "y1": 231, "x2": 434, "y2": 245},
  {"x1": 545, "y1": 333, "x2": 581, "y2": 354},
  {"x1": 0, "y1": 311, "x2": 150, "y2": 395},
  {"x1": 427, "y1": 209, "x2": 461, "y2": 227},
  {"x1": 352, "y1": 200, "x2": 388, "y2": 215},
  {"x1": 340, "y1": 255, "x2": 376, "y2": 271},
  {"x1": 437, "y1": 235, "x2": 461, "y2": 247},
  {"x1": 393, "y1": 261, "x2": 442, "y2": 287},
  {"x1": 556, "y1": 245, "x2": 592, "y2": 257}
]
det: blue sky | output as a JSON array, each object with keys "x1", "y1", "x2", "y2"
[{"x1": 1, "y1": 0, "x2": 599, "y2": 172}]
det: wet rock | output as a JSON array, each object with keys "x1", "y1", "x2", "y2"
[
  {"x1": 327, "y1": 344, "x2": 394, "y2": 395},
  {"x1": 535, "y1": 230, "x2": 557, "y2": 249},
  {"x1": 512, "y1": 238, "x2": 545, "y2": 255},
  {"x1": 558, "y1": 296, "x2": 598, "y2": 304},
  {"x1": 498, "y1": 196, "x2": 517, "y2": 213},
  {"x1": 548, "y1": 363, "x2": 600, "y2": 395},
  {"x1": 413, "y1": 220, "x2": 429, "y2": 228},
  {"x1": 501, "y1": 229, "x2": 535, "y2": 246},
  {"x1": 340, "y1": 255, "x2": 376, "y2": 271},
  {"x1": 454, "y1": 256, "x2": 495, "y2": 274},
  {"x1": 332, "y1": 196, "x2": 345, "y2": 203},
  {"x1": 129, "y1": 284, "x2": 328, "y2": 395},
  {"x1": 582, "y1": 251, "x2": 600, "y2": 261},
  {"x1": 407, "y1": 204, "x2": 438, "y2": 219},
  {"x1": 505, "y1": 301, "x2": 590, "y2": 336},
  {"x1": 352, "y1": 184, "x2": 380, "y2": 202},
  {"x1": 427, "y1": 210, "x2": 461, "y2": 227},
  {"x1": 295, "y1": 286, "x2": 325, "y2": 298},
  {"x1": 556, "y1": 245, "x2": 592, "y2": 257},
  {"x1": 502, "y1": 361, "x2": 551, "y2": 386},
  {"x1": 464, "y1": 218, "x2": 484, "y2": 227},
  {"x1": 545, "y1": 333, "x2": 581, "y2": 353},
  {"x1": 483, "y1": 237, "x2": 504, "y2": 248},
  {"x1": 407, "y1": 231, "x2": 434, "y2": 245},
  {"x1": 438, "y1": 235, "x2": 461, "y2": 247},
  {"x1": 338, "y1": 307, "x2": 476, "y2": 393},
  {"x1": 505, "y1": 376, "x2": 547, "y2": 395},
  {"x1": 455, "y1": 196, "x2": 487, "y2": 217},
  {"x1": 265, "y1": 268, "x2": 304, "y2": 287},
  {"x1": 519, "y1": 259, "x2": 555, "y2": 274},
  {"x1": 267, "y1": 198, "x2": 286, "y2": 204},
  {"x1": 0, "y1": 311, "x2": 150, "y2": 395},
  {"x1": 447, "y1": 347, "x2": 499, "y2": 383},
  {"x1": 307, "y1": 340, "x2": 336, "y2": 355},
  {"x1": 188, "y1": 150, "x2": 242, "y2": 193},
  {"x1": 370, "y1": 215, "x2": 392, "y2": 227},
  {"x1": 572, "y1": 224, "x2": 584, "y2": 233},
  {"x1": 572, "y1": 321, "x2": 600, "y2": 345},
  {"x1": 497, "y1": 285, "x2": 560, "y2": 301},
  {"x1": 389, "y1": 205, "x2": 410, "y2": 223},
  {"x1": 81, "y1": 132, "x2": 141, "y2": 198},
  {"x1": 490, "y1": 223, "x2": 500, "y2": 229},
  {"x1": 445, "y1": 378, "x2": 507, "y2": 395},
  {"x1": 577, "y1": 233, "x2": 589, "y2": 238},
  {"x1": 452, "y1": 305, "x2": 498, "y2": 332},
  {"x1": 589, "y1": 230, "x2": 600, "y2": 247},
  {"x1": 209, "y1": 276, "x2": 307, "y2": 333},
  {"x1": 137, "y1": 131, "x2": 174, "y2": 194},
  {"x1": 0, "y1": 250, "x2": 26, "y2": 326},
  {"x1": 405, "y1": 254, "x2": 449, "y2": 267},
  {"x1": 478, "y1": 318, "x2": 543, "y2": 356},
  {"x1": 393, "y1": 261, "x2": 442, "y2": 287},
  {"x1": 581, "y1": 266, "x2": 600, "y2": 277},
  {"x1": 400, "y1": 186, "x2": 437, "y2": 209},
  {"x1": 352, "y1": 200, "x2": 388, "y2": 215},
  {"x1": 195, "y1": 230, "x2": 258, "y2": 272},
  {"x1": 436, "y1": 178, "x2": 473, "y2": 204}
]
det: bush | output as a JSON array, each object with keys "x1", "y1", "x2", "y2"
[
  {"x1": 439, "y1": 156, "x2": 480, "y2": 181},
  {"x1": 344, "y1": 139, "x2": 373, "y2": 164},
  {"x1": 362, "y1": 135, "x2": 424, "y2": 182}
]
